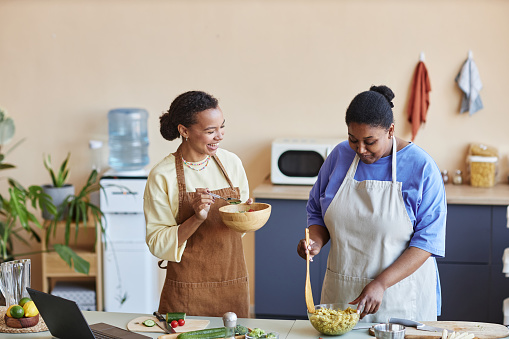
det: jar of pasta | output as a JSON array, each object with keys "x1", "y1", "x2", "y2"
[{"x1": 467, "y1": 143, "x2": 499, "y2": 187}]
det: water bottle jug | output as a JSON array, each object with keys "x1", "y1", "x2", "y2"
[{"x1": 108, "y1": 108, "x2": 149, "y2": 172}]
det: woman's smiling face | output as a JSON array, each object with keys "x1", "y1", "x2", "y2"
[
  {"x1": 180, "y1": 107, "x2": 225, "y2": 161},
  {"x1": 347, "y1": 122, "x2": 394, "y2": 164}
]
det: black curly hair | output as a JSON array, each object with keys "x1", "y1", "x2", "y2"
[
  {"x1": 159, "y1": 91, "x2": 219, "y2": 141},
  {"x1": 345, "y1": 85, "x2": 395, "y2": 130}
]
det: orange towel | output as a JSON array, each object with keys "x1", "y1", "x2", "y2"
[{"x1": 407, "y1": 61, "x2": 431, "y2": 141}]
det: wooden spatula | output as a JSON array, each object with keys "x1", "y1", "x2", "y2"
[{"x1": 305, "y1": 228, "x2": 315, "y2": 313}]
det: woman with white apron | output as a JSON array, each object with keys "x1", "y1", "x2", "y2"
[{"x1": 298, "y1": 85, "x2": 446, "y2": 322}]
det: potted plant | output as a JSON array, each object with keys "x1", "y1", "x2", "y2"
[
  {"x1": 0, "y1": 110, "x2": 88, "y2": 274},
  {"x1": 42, "y1": 153, "x2": 75, "y2": 220},
  {"x1": 44, "y1": 167, "x2": 105, "y2": 271},
  {"x1": 0, "y1": 110, "x2": 56, "y2": 263},
  {"x1": 43, "y1": 161, "x2": 129, "y2": 304}
]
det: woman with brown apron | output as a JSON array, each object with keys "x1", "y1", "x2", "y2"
[
  {"x1": 297, "y1": 85, "x2": 446, "y2": 322},
  {"x1": 144, "y1": 91, "x2": 250, "y2": 317}
]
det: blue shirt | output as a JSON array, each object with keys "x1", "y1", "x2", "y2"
[{"x1": 307, "y1": 140, "x2": 447, "y2": 315}]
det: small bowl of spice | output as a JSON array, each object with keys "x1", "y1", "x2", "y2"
[{"x1": 219, "y1": 203, "x2": 271, "y2": 233}]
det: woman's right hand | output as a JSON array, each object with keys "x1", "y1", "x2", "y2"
[
  {"x1": 297, "y1": 225, "x2": 330, "y2": 262},
  {"x1": 192, "y1": 188, "x2": 214, "y2": 221},
  {"x1": 297, "y1": 237, "x2": 322, "y2": 262}
]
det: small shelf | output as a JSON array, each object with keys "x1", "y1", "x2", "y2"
[{"x1": 41, "y1": 220, "x2": 103, "y2": 311}]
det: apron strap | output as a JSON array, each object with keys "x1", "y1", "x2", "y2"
[
  {"x1": 158, "y1": 260, "x2": 167, "y2": 269},
  {"x1": 173, "y1": 146, "x2": 188, "y2": 223},
  {"x1": 211, "y1": 154, "x2": 237, "y2": 193},
  {"x1": 345, "y1": 154, "x2": 360, "y2": 179}
]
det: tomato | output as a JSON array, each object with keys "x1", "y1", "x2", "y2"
[
  {"x1": 178, "y1": 319, "x2": 185, "y2": 326},
  {"x1": 170, "y1": 320, "x2": 179, "y2": 328},
  {"x1": 248, "y1": 209, "x2": 255, "y2": 212}
]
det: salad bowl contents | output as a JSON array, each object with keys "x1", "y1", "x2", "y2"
[
  {"x1": 307, "y1": 303, "x2": 360, "y2": 336},
  {"x1": 219, "y1": 203, "x2": 271, "y2": 233}
]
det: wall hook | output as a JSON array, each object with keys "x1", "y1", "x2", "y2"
[
  {"x1": 419, "y1": 51, "x2": 425, "y2": 62},
  {"x1": 468, "y1": 50, "x2": 473, "y2": 59}
]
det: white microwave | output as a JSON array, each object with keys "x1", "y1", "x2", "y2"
[{"x1": 271, "y1": 137, "x2": 342, "y2": 185}]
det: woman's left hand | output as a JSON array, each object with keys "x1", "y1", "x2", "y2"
[{"x1": 349, "y1": 280, "x2": 386, "y2": 319}]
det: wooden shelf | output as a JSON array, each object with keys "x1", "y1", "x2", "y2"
[{"x1": 41, "y1": 220, "x2": 103, "y2": 311}]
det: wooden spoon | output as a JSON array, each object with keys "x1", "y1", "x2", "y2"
[{"x1": 305, "y1": 228, "x2": 315, "y2": 313}]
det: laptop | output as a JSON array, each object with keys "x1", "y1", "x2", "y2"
[{"x1": 27, "y1": 288, "x2": 150, "y2": 339}]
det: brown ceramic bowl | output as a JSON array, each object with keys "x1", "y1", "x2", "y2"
[
  {"x1": 4, "y1": 314, "x2": 40, "y2": 328},
  {"x1": 219, "y1": 203, "x2": 271, "y2": 233}
]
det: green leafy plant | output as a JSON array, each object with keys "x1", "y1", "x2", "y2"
[
  {"x1": 43, "y1": 153, "x2": 70, "y2": 187},
  {"x1": 0, "y1": 110, "x2": 56, "y2": 261},
  {"x1": 0, "y1": 110, "x2": 91, "y2": 275},
  {"x1": 45, "y1": 168, "x2": 106, "y2": 275}
]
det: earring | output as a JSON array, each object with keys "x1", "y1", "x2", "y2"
[{"x1": 185, "y1": 137, "x2": 188, "y2": 142}]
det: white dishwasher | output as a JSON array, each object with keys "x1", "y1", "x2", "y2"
[{"x1": 99, "y1": 173, "x2": 164, "y2": 313}]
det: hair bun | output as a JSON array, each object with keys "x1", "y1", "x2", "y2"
[{"x1": 369, "y1": 85, "x2": 395, "y2": 108}]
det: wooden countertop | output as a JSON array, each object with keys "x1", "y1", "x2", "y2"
[{"x1": 253, "y1": 180, "x2": 509, "y2": 205}]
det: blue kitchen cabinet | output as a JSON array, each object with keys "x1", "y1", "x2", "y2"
[
  {"x1": 438, "y1": 204, "x2": 509, "y2": 323},
  {"x1": 437, "y1": 263, "x2": 490, "y2": 322},
  {"x1": 254, "y1": 198, "x2": 329, "y2": 319},
  {"x1": 436, "y1": 205, "x2": 490, "y2": 264}
]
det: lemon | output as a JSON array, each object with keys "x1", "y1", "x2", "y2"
[
  {"x1": 6, "y1": 305, "x2": 16, "y2": 318},
  {"x1": 23, "y1": 300, "x2": 39, "y2": 317},
  {"x1": 10, "y1": 305, "x2": 24, "y2": 319},
  {"x1": 19, "y1": 297, "x2": 32, "y2": 307}
]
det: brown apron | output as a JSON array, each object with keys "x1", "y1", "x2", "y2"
[{"x1": 157, "y1": 148, "x2": 250, "y2": 317}]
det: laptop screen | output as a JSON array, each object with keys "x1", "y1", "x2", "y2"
[{"x1": 27, "y1": 288, "x2": 150, "y2": 339}]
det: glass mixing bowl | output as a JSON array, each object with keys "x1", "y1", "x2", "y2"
[{"x1": 307, "y1": 303, "x2": 360, "y2": 335}]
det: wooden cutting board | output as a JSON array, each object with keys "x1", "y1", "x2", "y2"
[
  {"x1": 127, "y1": 316, "x2": 210, "y2": 334},
  {"x1": 368, "y1": 321, "x2": 509, "y2": 339},
  {"x1": 158, "y1": 334, "x2": 245, "y2": 339}
]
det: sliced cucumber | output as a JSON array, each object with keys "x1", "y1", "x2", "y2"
[{"x1": 143, "y1": 319, "x2": 156, "y2": 327}]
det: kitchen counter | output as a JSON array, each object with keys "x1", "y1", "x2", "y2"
[
  {"x1": 253, "y1": 180, "x2": 509, "y2": 205},
  {"x1": 0, "y1": 310, "x2": 374, "y2": 339}
]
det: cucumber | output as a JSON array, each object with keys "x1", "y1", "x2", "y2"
[
  {"x1": 166, "y1": 312, "x2": 186, "y2": 322},
  {"x1": 142, "y1": 319, "x2": 156, "y2": 327},
  {"x1": 176, "y1": 327, "x2": 226, "y2": 339}
]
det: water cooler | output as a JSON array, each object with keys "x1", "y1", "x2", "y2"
[{"x1": 99, "y1": 108, "x2": 163, "y2": 313}]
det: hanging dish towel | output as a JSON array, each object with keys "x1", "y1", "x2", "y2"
[
  {"x1": 455, "y1": 55, "x2": 483, "y2": 115},
  {"x1": 407, "y1": 61, "x2": 431, "y2": 141},
  {"x1": 504, "y1": 298, "x2": 509, "y2": 325},
  {"x1": 503, "y1": 248, "x2": 509, "y2": 277}
]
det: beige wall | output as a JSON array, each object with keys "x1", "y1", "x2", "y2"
[{"x1": 1, "y1": 0, "x2": 508, "y2": 308}]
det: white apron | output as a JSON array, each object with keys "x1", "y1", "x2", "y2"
[{"x1": 321, "y1": 138, "x2": 437, "y2": 322}]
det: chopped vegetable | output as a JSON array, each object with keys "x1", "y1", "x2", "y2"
[
  {"x1": 235, "y1": 325, "x2": 248, "y2": 335},
  {"x1": 247, "y1": 328, "x2": 266, "y2": 338},
  {"x1": 166, "y1": 312, "x2": 186, "y2": 322},
  {"x1": 142, "y1": 319, "x2": 156, "y2": 327}
]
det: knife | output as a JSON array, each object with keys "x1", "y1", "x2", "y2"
[
  {"x1": 389, "y1": 318, "x2": 446, "y2": 332},
  {"x1": 153, "y1": 311, "x2": 176, "y2": 334}
]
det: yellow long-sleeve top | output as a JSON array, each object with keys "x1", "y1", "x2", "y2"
[{"x1": 143, "y1": 148, "x2": 249, "y2": 262}]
